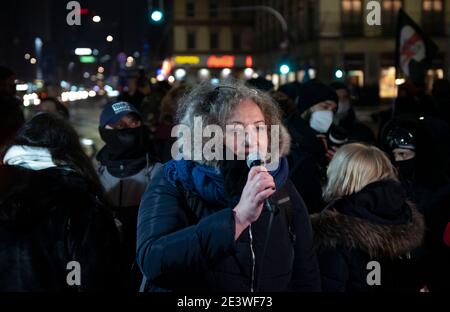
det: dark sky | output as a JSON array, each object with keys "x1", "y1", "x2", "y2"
[{"x1": 0, "y1": 0, "x2": 169, "y2": 81}]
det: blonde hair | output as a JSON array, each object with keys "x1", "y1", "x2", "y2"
[{"x1": 324, "y1": 143, "x2": 398, "y2": 202}]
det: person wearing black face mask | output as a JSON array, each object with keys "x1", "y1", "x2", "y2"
[
  {"x1": 96, "y1": 101, "x2": 162, "y2": 291},
  {"x1": 386, "y1": 127, "x2": 417, "y2": 183},
  {"x1": 383, "y1": 121, "x2": 450, "y2": 292}
]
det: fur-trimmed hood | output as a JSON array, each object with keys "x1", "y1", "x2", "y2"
[{"x1": 311, "y1": 181, "x2": 425, "y2": 259}]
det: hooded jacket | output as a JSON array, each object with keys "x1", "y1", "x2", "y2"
[
  {"x1": 311, "y1": 180, "x2": 425, "y2": 292},
  {"x1": 0, "y1": 165, "x2": 121, "y2": 291},
  {"x1": 136, "y1": 123, "x2": 321, "y2": 292}
]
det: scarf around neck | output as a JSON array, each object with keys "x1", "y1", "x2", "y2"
[
  {"x1": 164, "y1": 157, "x2": 290, "y2": 207},
  {"x1": 3, "y1": 145, "x2": 57, "y2": 171}
]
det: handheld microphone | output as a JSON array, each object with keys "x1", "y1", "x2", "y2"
[{"x1": 246, "y1": 152, "x2": 275, "y2": 214}]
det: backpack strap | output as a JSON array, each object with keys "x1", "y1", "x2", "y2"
[{"x1": 269, "y1": 181, "x2": 296, "y2": 244}]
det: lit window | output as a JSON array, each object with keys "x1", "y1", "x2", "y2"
[
  {"x1": 382, "y1": 0, "x2": 403, "y2": 36},
  {"x1": 380, "y1": 67, "x2": 397, "y2": 99},
  {"x1": 422, "y1": 0, "x2": 444, "y2": 35},
  {"x1": 341, "y1": 0, "x2": 363, "y2": 36}
]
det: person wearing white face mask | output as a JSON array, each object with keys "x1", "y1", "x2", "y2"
[
  {"x1": 282, "y1": 80, "x2": 339, "y2": 213},
  {"x1": 297, "y1": 81, "x2": 340, "y2": 165},
  {"x1": 296, "y1": 81, "x2": 338, "y2": 134},
  {"x1": 309, "y1": 103, "x2": 336, "y2": 134}
]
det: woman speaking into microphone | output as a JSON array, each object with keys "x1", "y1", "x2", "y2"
[{"x1": 136, "y1": 81, "x2": 320, "y2": 292}]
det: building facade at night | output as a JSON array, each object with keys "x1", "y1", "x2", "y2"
[
  {"x1": 254, "y1": 0, "x2": 450, "y2": 99},
  {"x1": 169, "y1": 0, "x2": 256, "y2": 82}
]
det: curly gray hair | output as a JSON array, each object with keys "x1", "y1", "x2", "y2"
[{"x1": 174, "y1": 80, "x2": 291, "y2": 166}]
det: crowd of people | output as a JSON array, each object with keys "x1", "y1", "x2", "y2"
[{"x1": 0, "y1": 65, "x2": 449, "y2": 292}]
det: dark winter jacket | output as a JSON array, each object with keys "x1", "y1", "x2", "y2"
[
  {"x1": 0, "y1": 96, "x2": 25, "y2": 155},
  {"x1": 422, "y1": 183, "x2": 450, "y2": 292},
  {"x1": 311, "y1": 180, "x2": 425, "y2": 292},
  {"x1": 0, "y1": 165, "x2": 121, "y2": 291},
  {"x1": 336, "y1": 108, "x2": 375, "y2": 144},
  {"x1": 284, "y1": 114, "x2": 326, "y2": 213},
  {"x1": 97, "y1": 148, "x2": 161, "y2": 290},
  {"x1": 96, "y1": 148, "x2": 161, "y2": 211},
  {"x1": 136, "y1": 166, "x2": 321, "y2": 292}
]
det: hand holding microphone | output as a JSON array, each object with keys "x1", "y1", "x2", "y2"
[{"x1": 233, "y1": 153, "x2": 276, "y2": 240}]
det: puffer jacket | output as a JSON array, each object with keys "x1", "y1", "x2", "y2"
[
  {"x1": 136, "y1": 165, "x2": 321, "y2": 292},
  {"x1": 0, "y1": 165, "x2": 121, "y2": 291}
]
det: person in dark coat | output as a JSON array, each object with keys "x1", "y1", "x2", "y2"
[
  {"x1": 312, "y1": 143, "x2": 425, "y2": 292},
  {"x1": 0, "y1": 113, "x2": 121, "y2": 291},
  {"x1": 117, "y1": 72, "x2": 148, "y2": 112},
  {"x1": 330, "y1": 82, "x2": 375, "y2": 144},
  {"x1": 97, "y1": 101, "x2": 161, "y2": 291},
  {"x1": 282, "y1": 80, "x2": 339, "y2": 213},
  {"x1": 0, "y1": 66, "x2": 25, "y2": 158},
  {"x1": 137, "y1": 82, "x2": 321, "y2": 292},
  {"x1": 382, "y1": 119, "x2": 450, "y2": 292},
  {"x1": 271, "y1": 84, "x2": 317, "y2": 214},
  {"x1": 432, "y1": 79, "x2": 450, "y2": 125},
  {"x1": 152, "y1": 84, "x2": 189, "y2": 162},
  {"x1": 423, "y1": 184, "x2": 450, "y2": 292},
  {"x1": 0, "y1": 65, "x2": 17, "y2": 98},
  {"x1": 34, "y1": 97, "x2": 70, "y2": 120}
]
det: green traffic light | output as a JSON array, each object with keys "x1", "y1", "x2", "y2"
[
  {"x1": 280, "y1": 64, "x2": 290, "y2": 75},
  {"x1": 335, "y1": 69, "x2": 344, "y2": 79},
  {"x1": 150, "y1": 10, "x2": 164, "y2": 23}
]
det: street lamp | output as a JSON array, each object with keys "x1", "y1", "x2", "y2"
[
  {"x1": 92, "y1": 15, "x2": 101, "y2": 23},
  {"x1": 106, "y1": 35, "x2": 114, "y2": 42}
]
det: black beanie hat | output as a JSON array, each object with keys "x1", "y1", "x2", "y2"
[
  {"x1": 330, "y1": 81, "x2": 349, "y2": 93},
  {"x1": 278, "y1": 82, "x2": 301, "y2": 102},
  {"x1": 246, "y1": 77, "x2": 274, "y2": 92},
  {"x1": 297, "y1": 80, "x2": 339, "y2": 114}
]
